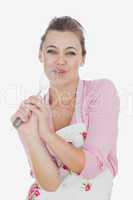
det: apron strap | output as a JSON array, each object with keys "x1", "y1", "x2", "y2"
[{"x1": 75, "y1": 80, "x2": 84, "y2": 123}]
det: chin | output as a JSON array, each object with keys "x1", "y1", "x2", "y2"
[
  {"x1": 50, "y1": 78, "x2": 67, "y2": 86},
  {"x1": 50, "y1": 77, "x2": 72, "y2": 87}
]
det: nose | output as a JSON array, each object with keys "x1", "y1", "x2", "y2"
[{"x1": 56, "y1": 54, "x2": 66, "y2": 65}]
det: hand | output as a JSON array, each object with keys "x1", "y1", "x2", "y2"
[
  {"x1": 11, "y1": 101, "x2": 39, "y2": 141},
  {"x1": 24, "y1": 95, "x2": 55, "y2": 141}
]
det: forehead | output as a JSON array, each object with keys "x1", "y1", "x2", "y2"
[{"x1": 43, "y1": 30, "x2": 81, "y2": 49}]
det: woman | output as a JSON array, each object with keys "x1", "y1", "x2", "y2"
[{"x1": 11, "y1": 16, "x2": 120, "y2": 200}]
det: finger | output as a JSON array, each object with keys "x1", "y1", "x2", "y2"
[
  {"x1": 20, "y1": 103, "x2": 32, "y2": 118},
  {"x1": 11, "y1": 101, "x2": 32, "y2": 125},
  {"x1": 24, "y1": 103, "x2": 41, "y2": 117},
  {"x1": 19, "y1": 107, "x2": 31, "y2": 120},
  {"x1": 11, "y1": 111, "x2": 22, "y2": 123},
  {"x1": 11, "y1": 110, "x2": 28, "y2": 123},
  {"x1": 25, "y1": 96, "x2": 43, "y2": 110}
]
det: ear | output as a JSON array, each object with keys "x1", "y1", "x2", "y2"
[{"x1": 38, "y1": 50, "x2": 44, "y2": 63}]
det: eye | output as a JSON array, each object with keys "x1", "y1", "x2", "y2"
[
  {"x1": 66, "y1": 51, "x2": 76, "y2": 56},
  {"x1": 46, "y1": 49, "x2": 57, "y2": 54}
]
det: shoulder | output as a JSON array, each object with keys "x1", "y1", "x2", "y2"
[
  {"x1": 82, "y1": 78, "x2": 120, "y2": 111},
  {"x1": 83, "y1": 78, "x2": 119, "y2": 97}
]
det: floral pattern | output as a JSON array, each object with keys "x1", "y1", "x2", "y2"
[
  {"x1": 81, "y1": 131, "x2": 88, "y2": 140},
  {"x1": 28, "y1": 183, "x2": 41, "y2": 200},
  {"x1": 80, "y1": 179, "x2": 92, "y2": 192}
]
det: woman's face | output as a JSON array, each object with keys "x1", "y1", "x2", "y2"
[{"x1": 39, "y1": 30, "x2": 85, "y2": 86}]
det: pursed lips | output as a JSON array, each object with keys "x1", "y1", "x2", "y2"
[{"x1": 53, "y1": 67, "x2": 67, "y2": 73}]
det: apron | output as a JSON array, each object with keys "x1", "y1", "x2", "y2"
[
  {"x1": 26, "y1": 80, "x2": 114, "y2": 200},
  {"x1": 26, "y1": 124, "x2": 113, "y2": 200}
]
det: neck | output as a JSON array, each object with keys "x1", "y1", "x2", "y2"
[{"x1": 49, "y1": 77, "x2": 80, "y2": 107}]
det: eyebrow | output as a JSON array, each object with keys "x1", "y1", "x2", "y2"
[{"x1": 46, "y1": 45, "x2": 77, "y2": 51}]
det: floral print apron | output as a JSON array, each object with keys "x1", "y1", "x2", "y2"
[{"x1": 26, "y1": 122, "x2": 113, "y2": 200}]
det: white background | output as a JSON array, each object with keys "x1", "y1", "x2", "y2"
[{"x1": 0, "y1": 0, "x2": 132, "y2": 199}]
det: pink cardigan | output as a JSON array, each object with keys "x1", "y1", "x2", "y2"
[
  {"x1": 44, "y1": 78, "x2": 120, "y2": 179},
  {"x1": 21, "y1": 78, "x2": 120, "y2": 180},
  {"x1": 74, "y1": 79, "x2": 120, "y2": 179}
]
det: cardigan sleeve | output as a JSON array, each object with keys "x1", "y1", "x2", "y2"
[{"x1": 79, "y1": 79, "x2": 120, "y2": 179}]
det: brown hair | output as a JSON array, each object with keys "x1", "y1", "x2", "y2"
[{"x1": 39, "y1": 16, "x2": 86, "y2": 57}]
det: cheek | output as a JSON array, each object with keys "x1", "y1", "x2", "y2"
[
  {"x1": 68, "y1": 55, "x2": 81, "y2": 64},
  {"x1": 43, "y1": 58, "x2": 54, "y2": 72},
  {"x1": 44, "y1": 66, "x2": 52, "y2": 76},
  {"x1": 69, "y1": 59, "x2": 80, "y2": 69},
  {"x1": 44, "y1": 57, "x2": 54, "y2": 65},
  {"x1": 43, "y1": 53, "x2": 55, "y2": 64},
  {"x1": 48, "y1": 56, "x2": 57, "y2": 63},
  {"x1": 43, "y1": 61, "x2": 55, "y2": 78}
]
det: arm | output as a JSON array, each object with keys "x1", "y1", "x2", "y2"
[
  {"x1": 20, "y1": 133, "x2": 60, "y2": 192},
  {"x1": 42, "y1": 79, "x2": 120, "y2": 179},
  {"x1": 79, "y1": 79, "x2": 120, "y2": 179},
  {"x1": 43, "y1": 132, "x2": 85, "y2": 175},
  {"x1": 12, "y1": 98, "x2": 60, "y2": 191}
]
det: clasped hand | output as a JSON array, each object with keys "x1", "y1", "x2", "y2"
[{"x1": 11, "y1": 95, "x2": 54, "y2": 142}]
